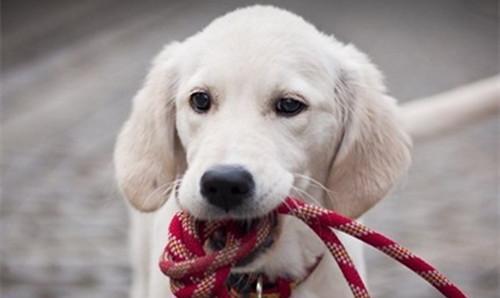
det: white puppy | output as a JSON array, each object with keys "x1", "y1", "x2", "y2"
[{"x1": 114, "y1": 6, "x2": 412, "y2": 298}]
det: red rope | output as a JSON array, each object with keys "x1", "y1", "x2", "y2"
[{"x1": 160, "y1": 197, "x2": 467, "y2": 297}]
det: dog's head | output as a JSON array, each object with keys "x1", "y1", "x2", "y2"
[{"x1": 115, "y1": 6, "x2": 411, "y2": 222}]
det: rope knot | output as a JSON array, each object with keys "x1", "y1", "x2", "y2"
[{"x1": 160, "y1": 212, "x2": 275, "y2": 298}]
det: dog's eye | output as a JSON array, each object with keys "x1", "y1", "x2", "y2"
[
  {"x1": 190, "y1": 92, "x2": 211, "y2": 113},
  {"x1": 275, "y1": 98, "x2": 306, "y2": 116}
]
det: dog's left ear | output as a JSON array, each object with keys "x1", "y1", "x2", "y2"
[
  {"x1": 324, "y1": 43, "x2": 412, "y2": 218},
  {"x1": 114, "y1": 42, "x2": 184, "y2": 212}
]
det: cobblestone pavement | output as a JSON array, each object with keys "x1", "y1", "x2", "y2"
[{"x1": 1, "y1": 1, "x2": 498, "y2": 297}]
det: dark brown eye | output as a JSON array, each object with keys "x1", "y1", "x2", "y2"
[
  {"x1": 190, "y1": 92, "x2": 211, "y2": 113},
  {"x1": 275, "y1": 97, "x2": 306, "y2": 116}
]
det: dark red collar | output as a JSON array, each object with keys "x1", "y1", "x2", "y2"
[{"x1": 226, "y1": 254, "x2": 324, "y2": 297}]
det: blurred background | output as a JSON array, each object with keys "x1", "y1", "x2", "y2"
[{"x1": 1, "y1": 0, "x2": 498, "y2": 297}]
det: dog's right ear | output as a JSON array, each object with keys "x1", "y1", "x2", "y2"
[{"x1": 114, "y1": 42, "x2": 183, "y2": 212}]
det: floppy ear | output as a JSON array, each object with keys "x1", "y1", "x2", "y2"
[
  {"x1": 325, "y1": 44, "x2": 412, "y2": 218},
  {"x1": 114, "y1": 42, "x2": 184, "y2": 212}
]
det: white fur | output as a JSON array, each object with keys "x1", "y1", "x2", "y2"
[{"x1": 114, "y1": 6, "x2": 412, "y2": 297}]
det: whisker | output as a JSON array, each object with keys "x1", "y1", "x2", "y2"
[
  {"x1": 290, "y1": 186, "x2": 321, "y2": 206},
  {"x1": 292, "y1": 173, "x2": 339, "y2": 204},
  {"x1": 140, "y1": 178, "x2": 182, "y2": 208}
]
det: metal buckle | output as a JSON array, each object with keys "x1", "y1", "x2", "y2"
[{"x1": 256, "y1": 275, "x2": 264, "y2": 298}]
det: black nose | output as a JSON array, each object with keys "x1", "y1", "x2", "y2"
[{"x1": 200, "y1": 165, "x2": 255, "y2": 212}]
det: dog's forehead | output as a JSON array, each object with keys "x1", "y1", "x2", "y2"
[
  {"x1": 179, "y1": 24, "x2": 334, "y2": 97},
  {"x1": 182, "y1": 50, "x2": 331, "y2": 107}
]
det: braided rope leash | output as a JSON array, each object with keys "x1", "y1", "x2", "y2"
[{"x1": 160, "y1": 197, "x2": 467, "y2": 298}]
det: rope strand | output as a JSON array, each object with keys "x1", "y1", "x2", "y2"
[{"x1": 160, "y1": 197, "x2": 467, "y2": 298}]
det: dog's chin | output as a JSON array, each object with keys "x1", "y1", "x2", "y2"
[
  {"x1": 177, "y1": 185, "x2": 292, "y2": 266},
  {"x1": 178, "y1": 193, "x2": 287, "y2": 220}
]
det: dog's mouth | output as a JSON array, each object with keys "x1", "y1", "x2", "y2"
[{"x1": 205, "y1": 214, "x2": 281, "y2": 267}]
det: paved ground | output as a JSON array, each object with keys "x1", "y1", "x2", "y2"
[{"x1": 1, "y1": 0, "x2": 498, "y2": 297}]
